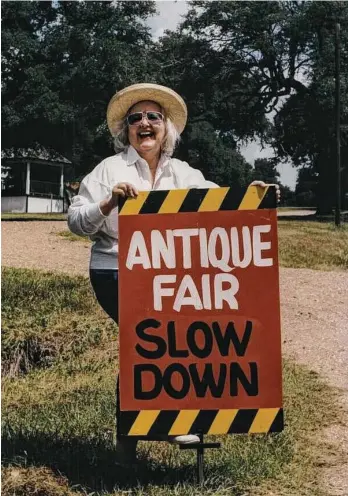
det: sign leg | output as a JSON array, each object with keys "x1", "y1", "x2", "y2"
[
  {"x1": 180, "y1": 435, "x2": 220, "y2": 484},
  {"x1": 197, "y1": 433, "x2": 204, "y2": 485}
]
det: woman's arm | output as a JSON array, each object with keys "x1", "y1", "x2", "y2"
[
  {"x1": 68, "y1": 178, "x2": 139, "y2": 237},
  {"x1": 67, "y1": 177, "x2": 110, "y2": 236},
  {"x1": 99, "y1": 183, "x2": 138, "y2": 216}
]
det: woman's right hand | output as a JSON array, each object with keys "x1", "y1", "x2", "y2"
[
  {"x1": 100, "y1": 182, "x2": 138, "y2": 216},
  {"x1": 112, "y1": 182, "x2": 138, "y2": 200}
]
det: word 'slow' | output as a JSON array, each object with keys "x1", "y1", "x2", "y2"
[
  {"x1": 135, "y1": 318, "x2": 253, "y2": 359},
  {"x1": 126, "y1": 225, "x2": 274, "y2": 272}
]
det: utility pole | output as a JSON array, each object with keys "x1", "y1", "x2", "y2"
[{"x1": 335, "y1": 22, "x2": 341, "y2": 226}]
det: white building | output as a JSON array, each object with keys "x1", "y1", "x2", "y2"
[{"x1": 1, "y1": 148, "x2": 73, "y2": 213}]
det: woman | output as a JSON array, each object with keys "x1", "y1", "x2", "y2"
[{"x1": 68, "y1": 83, "x2": 278, "y2": 464}]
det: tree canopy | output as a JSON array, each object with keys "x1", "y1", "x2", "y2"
[
  {"x1": 2, "y1": 0, "x2": 156, "y2": 175},
  {"x1": 171, "y1": 0, "x2": 348, "y2": 212}
]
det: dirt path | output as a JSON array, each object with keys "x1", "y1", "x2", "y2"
[
  {"x1": 277, "y1": 209, "x2": 316, "y2": 217},
  {"x1": 1, "y1": 221, "x2": 91, "y2": 276},
  {"x1": 280, "y1": 269, "x2": 348, "y2": 495},
  {"x1": 2, "y1": 220, "x2": 348, "y2": 495}
]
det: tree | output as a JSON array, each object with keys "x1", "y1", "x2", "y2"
[
  {"x1": 1, "y1": 1, "x2": 157, "y2": 176},
  {"x1": 167, "y1": 1, "x2": 348, "y2": 214},
  {"x1": 177, "y1": 121, "x2": 253, "y2": 187},
  {"x1": 180, "y1": 1, "x2": 312, "y2": 122},
  {"x1": 273, "y1": 3, "x2": 348, "y2": 214},
  {"x1": 280, "y1": 185, "x2": 296, "y2": 207},
  {"x1": 152, "y1": 18, "x2": 266, "y2": 188},
  {"x1": 155, "y1": 28, "x2": 270, "y2": 143},
  {"x1": 295, "y1": 167, "x2": 318, "y2": 207},
  {"x1": 252, "y1": 158, "x2": 280, "y2": 184}
]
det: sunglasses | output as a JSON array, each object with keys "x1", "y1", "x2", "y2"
[{"x1": 126, "y1": 111, "x2": 164, "y2": 126}]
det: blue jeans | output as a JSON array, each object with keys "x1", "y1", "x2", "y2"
[{"x1": 89, "y1": 269, "x2": 119, "y2": 323}]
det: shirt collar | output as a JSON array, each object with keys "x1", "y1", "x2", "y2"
[
  {"x1": 125, "y1": 145, "x2": 170, "y2": 169},
  {"x1": 125, "y1": 145, "x2": 140, "y2": 165}
]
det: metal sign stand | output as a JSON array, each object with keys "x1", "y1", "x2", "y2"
[{"x1": 179, "y1": 434, "x2": 221, "y2": 485}]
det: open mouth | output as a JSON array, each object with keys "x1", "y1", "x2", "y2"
[{"x1": 138, "y1": 131, "x2": 155, "y2": 139}]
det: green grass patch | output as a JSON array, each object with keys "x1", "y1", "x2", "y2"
[
  {"x1": 1, "y1": 267, "x2": 115, "y2": 376},
  {"x1": 278, "y1": 221, "x2": 348, "y2": 270},
  {"x1": 2, "y1": 213, "x2": 67, "y2": 221},
  {"x1": 1, "y1": 268, "x2": 341, "y2": 495},
  {"x1": 56, "y1": 230, "x2": 90, "y2": 242}
]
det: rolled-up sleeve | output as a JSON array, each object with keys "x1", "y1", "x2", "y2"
[{"x1": 68, "y1": 177, "x2": 110, "y2": 236}]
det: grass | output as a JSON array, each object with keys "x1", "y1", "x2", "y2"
[
  {"x1": 1, "y1": 267, "x2": 115, "y2": 376},
  {"x1": 56, "y1": 230, "x2": 90, "y2": 242},
  {"x1": 2, "y1": 213, "x2": 67, "y2": 221},
  {"x1": 1, "y1": 268, "x2": 342, "y2": 495},
  {"x1": 1, "y1": 467, "x2": 75, "y2": 496},
  {"x1": 278, "y1": 221, "x2": 348, "y2": 270}
]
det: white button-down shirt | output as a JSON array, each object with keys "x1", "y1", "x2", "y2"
[{"x1": 68, "y1": 146, "x2": 218, "y2": 269}]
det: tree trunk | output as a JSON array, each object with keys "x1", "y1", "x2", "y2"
[{"x1": 316, "y1": 152, "x2": 335, "y2": 215}]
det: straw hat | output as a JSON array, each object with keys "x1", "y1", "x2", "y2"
[{"x1": 106, "y1": 83, "x2": 187, "y2": 136}]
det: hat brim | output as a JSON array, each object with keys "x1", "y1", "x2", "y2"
[{"x1": 107, "y1": 83, "x2": 187, "y2": 136}]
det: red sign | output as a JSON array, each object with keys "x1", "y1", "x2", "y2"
[{"x1": 118, "y1": 208, "x2": 282, "y2": 413}]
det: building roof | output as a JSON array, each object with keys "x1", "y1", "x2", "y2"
[{"x1": 1, "y1": 147, "x2": 72, "y2": 165}]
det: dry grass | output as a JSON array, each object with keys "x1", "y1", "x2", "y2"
[
  {"x1": 1, "y1": 467, "x2": 76, "y2": 496},
  {"x1": 2, "y1": 213, "x2": 66, "y2": 221},
  {"x1": 278, "y1": 221, "x2": 348, "y2": 270},
  {"x1": 56, "y1": 230, "x2": 89, "y2": 242},
  {"x1": 1, "y1": 267, "x2": 342, "y2": 496}
]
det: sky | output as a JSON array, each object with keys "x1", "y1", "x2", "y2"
[{"x1": 146, "y1": 1, "x2": 297, "y2": 190}]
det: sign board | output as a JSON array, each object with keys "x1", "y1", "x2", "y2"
[{"x1": 118, "y1": 186, "x2": 283, "y2": 437}]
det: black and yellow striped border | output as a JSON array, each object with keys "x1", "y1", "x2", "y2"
[
  {"x1": 118, "y1": 185, "x2": 276, "y2": 215},
  {"x1": 119, "y1": 408, "x2": 283, "y2": 436}
]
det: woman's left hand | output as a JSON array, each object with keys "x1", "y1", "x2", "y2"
[{"x1": 250, "y1": 181, "x2": 281, "y2": 203}]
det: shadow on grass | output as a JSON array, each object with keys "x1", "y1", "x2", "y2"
[{"x1": 1, "y1": 432, "x2": 198, "y2": 492}]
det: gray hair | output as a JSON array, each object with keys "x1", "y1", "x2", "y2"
[{"x1": 112, "y1": 115, "x2": 181, "y2": 157}]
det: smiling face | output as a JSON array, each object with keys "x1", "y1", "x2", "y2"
[{"x1": 127, "y1": 100, "x2": 166, "y2": 158}]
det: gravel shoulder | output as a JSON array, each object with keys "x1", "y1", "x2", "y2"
[
  {"x1": 2, "y1": 220, "x2": 348, "y2": 494},
  {"x1": 280, "y1": 268, "x2": 348, "y2": 495},
  {"x1": 1, "y1": 221, "x2": 91, "y2": 276}
]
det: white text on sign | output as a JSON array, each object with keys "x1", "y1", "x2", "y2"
[{"x1": 125, "y1": 225, "x2": 274, "y2": 311}]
